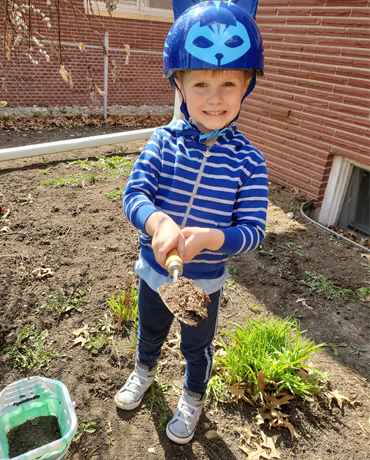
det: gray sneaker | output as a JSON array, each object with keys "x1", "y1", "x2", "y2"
[
  {"x1": 166, "y1": 388, "x2": 206, "y2": 444},
  {"x1": 114, "y1": 362, "x2": 157, "y2": 410}
]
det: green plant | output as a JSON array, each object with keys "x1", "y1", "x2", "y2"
[
  {"x1": 91, "y1": 154, "x2": 131, "y2": 177},
  {"x1": 330, "y1": 236, "x2": 349, "y2": 247},
  {"x1": 107, "y1": 287, "x2": 138, "y2": 330},
  {"x1": 207, "y1": 374, "x2": 230, "y2": 408},
  {"x1": 19, "y1": 194, "x2": 34, "y2": 205},
  {"x1": 73, "y1": 421, "x2": 96, "y2": 442},
  {"x1": 361, "y1": 263, "x2": 370, "y2": 274},
  {"x1": 249, "y1": 305, "x2": 261, "y2": 313},
  {"x1": 226, "y1": 266, "x2": 238, "y2": 277},
  {"x1": 5, "y1": 321, "x2": 59, "y2": 369},
  {"x1": 84, "y1": 313, "x2": 116, "y2": 350},
  {"x1": 298, "y1": 271, "x2": 354, "y2": 300},
  {"x1": 279, "y1": 242, "x2": 303, "y2": 256},
  {"x1": 38, "y1": 168, "x2": 51, "y2": 174},
  {"x1": 146, "y1": 366, "x2": 172, "y2": 430},
  {"x1": 258, "y1": 246, "x2": 274, "y2": 257},
  {"x1": 349, "y1": 347, "x2": 367, "y2": 357},
  {"x1": 37, "y1": 157, "x2": 48, "y2": 165},
  {"x1": 67, "y1": 158, "x2": 89, "y2": 167},
  {"x1": 41, "y1": 175, "x2": 79, "y2": 187},
  {"x1": 358, "y1": 284, "x2": 370, "y2": 299},
  {"x1": 323, "y1": 342, "x2": 348, "y2": 357},
  {"x1": 3, "y1": 116, "x2": 8, "y2": 123},
  {"x1": 59, "y1": 106, "x2": 68, "y2": 114},
  {"x1": 106, "y1": 188, "x2": 124, "y2": 199},
  {"x1": 41, "y1": 288, "x2": 87, "y2": 318},
  {"x1": 215, "y1": 316, "x2": 325, "y2": 398}
]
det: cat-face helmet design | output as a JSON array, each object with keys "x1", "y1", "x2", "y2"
[{"x1": 163, "y1": 1, "x2": 264, "y2": 100}]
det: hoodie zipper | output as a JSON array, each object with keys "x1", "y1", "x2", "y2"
[{"x1": 180, "y1": 144, "x2": 212, "y2": 228}]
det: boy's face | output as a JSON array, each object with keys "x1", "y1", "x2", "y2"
[{"x1": 175, "y1": 70, "x2": 251, "y2": 135}]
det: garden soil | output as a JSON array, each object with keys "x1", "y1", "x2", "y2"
[
  {"x1": 0, "y1": 119, "x2": 369, "y2": 460},
  {"x1": 158, "y1": 278, "x2": 210, "y2": 327}
]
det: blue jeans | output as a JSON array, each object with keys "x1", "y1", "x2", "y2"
[{"x1": 136, "y1": 278, "x2": 222, "y2": 394}]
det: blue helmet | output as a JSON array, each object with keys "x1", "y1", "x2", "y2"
[{"x1": 163, "y1": 1, "x2": 264, "y2": 98}]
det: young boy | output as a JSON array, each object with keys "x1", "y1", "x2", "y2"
[{"x1": 115, "y1": 1, "x2": 268, "y2": 444}]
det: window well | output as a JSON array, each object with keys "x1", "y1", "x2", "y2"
[{"x1": 338, "y1": 166, "x2": 370, "y2": 239}]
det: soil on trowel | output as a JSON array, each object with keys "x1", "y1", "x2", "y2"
[
  {"x1": 7, "y1": 415, "x2": 61, "y2": 458},
  {"x1": 158, "y1": 277, "x2": 210, "y2": 326}
]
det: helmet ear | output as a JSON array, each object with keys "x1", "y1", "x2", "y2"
[
  {"x1": 172, "y1": 0, "x2": 201, "y2": 20},
  {"x1": 229, "y1": 0, "x2": 259, "y2": 19}
]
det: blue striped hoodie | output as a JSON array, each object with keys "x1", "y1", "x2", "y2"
[{"x1": 123, "y1": 120, "x2": 268, "y2": 280}]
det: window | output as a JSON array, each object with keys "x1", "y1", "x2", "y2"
[
  {"x1": 338, "y1": 167, "x2": 370, "y2": 238},
  {"x1": 90, "y1": 0, "x2": 174, "y2": 18}
]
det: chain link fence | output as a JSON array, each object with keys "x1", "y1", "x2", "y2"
[{"x1": 0, "y1": 42, "x2": 175, "y2": 110}]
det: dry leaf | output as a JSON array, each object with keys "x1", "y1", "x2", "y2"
[
  {"x1": 264, "y1": 393, "x2": 295, "y2": 410},
  {"x1": 239, "y1": 441, "x2": 271, "y2": 459},
  {"x1": 0, "y1": 101, "x2": 7, "y2": 107},
  {"x1": 78, "y1": 42, "x2": 85, "y2": 52},
  {"x1": 326, "y1": 390, "x2": 357, "y2": 409},
  {"x1": 95, "y1": 86, "x2": 106, "y2": 97},
  {"x1": 59, "y1": 65, "x2": 73, "y2": 88},
  {"x1": 31, "y1": 266, "x2": 53, "y2": 278},
  {"x1": 296, "y1": 298, "x2": 313, "y2": 309},
  {"x1": 361, "y1": 254, "x2": 370, "y2": 260},
  {"x1": 73, "y1": 335, "x2": 89, "y2": 347},
  {"x1": 257, "y1": 371, "x2": 267, "y2": 393},
  {"x1": 261, "y1": 433, "x2": 281, "y2": 459},
  {"x1": 227, "y1": 384, "x2": 245, "y2": 399},
  {"x1": 234, "y1": 426, "x2": 256, "y2": 444},
  {"x1": 0, "y1": 226, "x2": 10, "y2": 232}
]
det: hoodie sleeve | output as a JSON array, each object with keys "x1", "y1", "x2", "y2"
[
  {"x1": 218, "y1": 154, "x2": 268, "y2": 255},
  {"x1": 123, "y1": 130, "x2": 164, "y2": 232}
]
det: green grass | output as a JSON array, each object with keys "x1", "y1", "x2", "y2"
[
  {"x1": 106, "y1": 188, "x2": 124, "y2": 199},
  {"x1": 43, "y1": 154, "x2": 132, "y2": 188},
  {"x1": 214, "y1": 316, "x2": 325, "y2": 399},
  {"x1": 41, "y1": 288, "x2": 87, "y2": 318},
  {"x1": 5, "y1": 321, "x2": 60, "y2": 369},
  {"x1": 279, "y1": 242, "x2": 303, "y2": 256},
  {"x1": 298, "y1": 271, "x2": 354, "y2": 300}
]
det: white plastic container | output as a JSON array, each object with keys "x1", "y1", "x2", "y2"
[{"x1": 0, "y1": 376, "x2": 78, "y2": 460}]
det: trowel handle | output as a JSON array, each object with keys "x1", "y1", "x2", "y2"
[{"x1": 165, "y1": 249, "x2": 183, "y2": 278}]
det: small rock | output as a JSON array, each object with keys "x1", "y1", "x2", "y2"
[
  {"x1": 204, "y1": 430, "x2": 218, "y2": 440},
  {"x1": 204, "y1": 422, "x2": 211, "y2": 429},
  {"x1": 99, "y1": 372, "x2": 108, "y2": 381},
  {"x1": 287, "y1": 212, "x2": 294, "y2": 219},
  {"x1": 148, "y1": 447, "x2": 155, "y2": 453}
]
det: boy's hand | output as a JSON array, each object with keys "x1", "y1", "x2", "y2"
[
  {"x1": 181, "y1": 227, "x2": 225, "y2": 263},
  {"x1": 145, "y1": 212, "x2": 185, "y2": 268}
]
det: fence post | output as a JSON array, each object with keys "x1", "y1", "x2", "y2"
[{"x1": 103, "y1": 31, "x2": 108, "y2": 120}]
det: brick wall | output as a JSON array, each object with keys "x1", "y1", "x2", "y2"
[
  {"x1": 0, "y1": 0, "x2": 174, "y2": 107},
  {"x1": 238, "y1": 0, "x2": 370, "y2": 204}
]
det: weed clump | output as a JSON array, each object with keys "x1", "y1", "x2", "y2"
[
  {"x1": 5, "y1": 321, "x2": 60, "y2": 369},
  {"x1": 213, "y1": 316, "x2": 325, "y2": 399}
]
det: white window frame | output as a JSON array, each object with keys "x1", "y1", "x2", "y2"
[
  {"x1": 86, "y1": 0, "x2": 174, "y2": 19},
  {"x1": 319, "y1": 156, "x2": 370, "y2": 227}
]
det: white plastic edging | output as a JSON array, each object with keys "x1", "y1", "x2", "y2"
[{"x1": 0, "y1": 128, "x2": 156, "y2": 162}]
